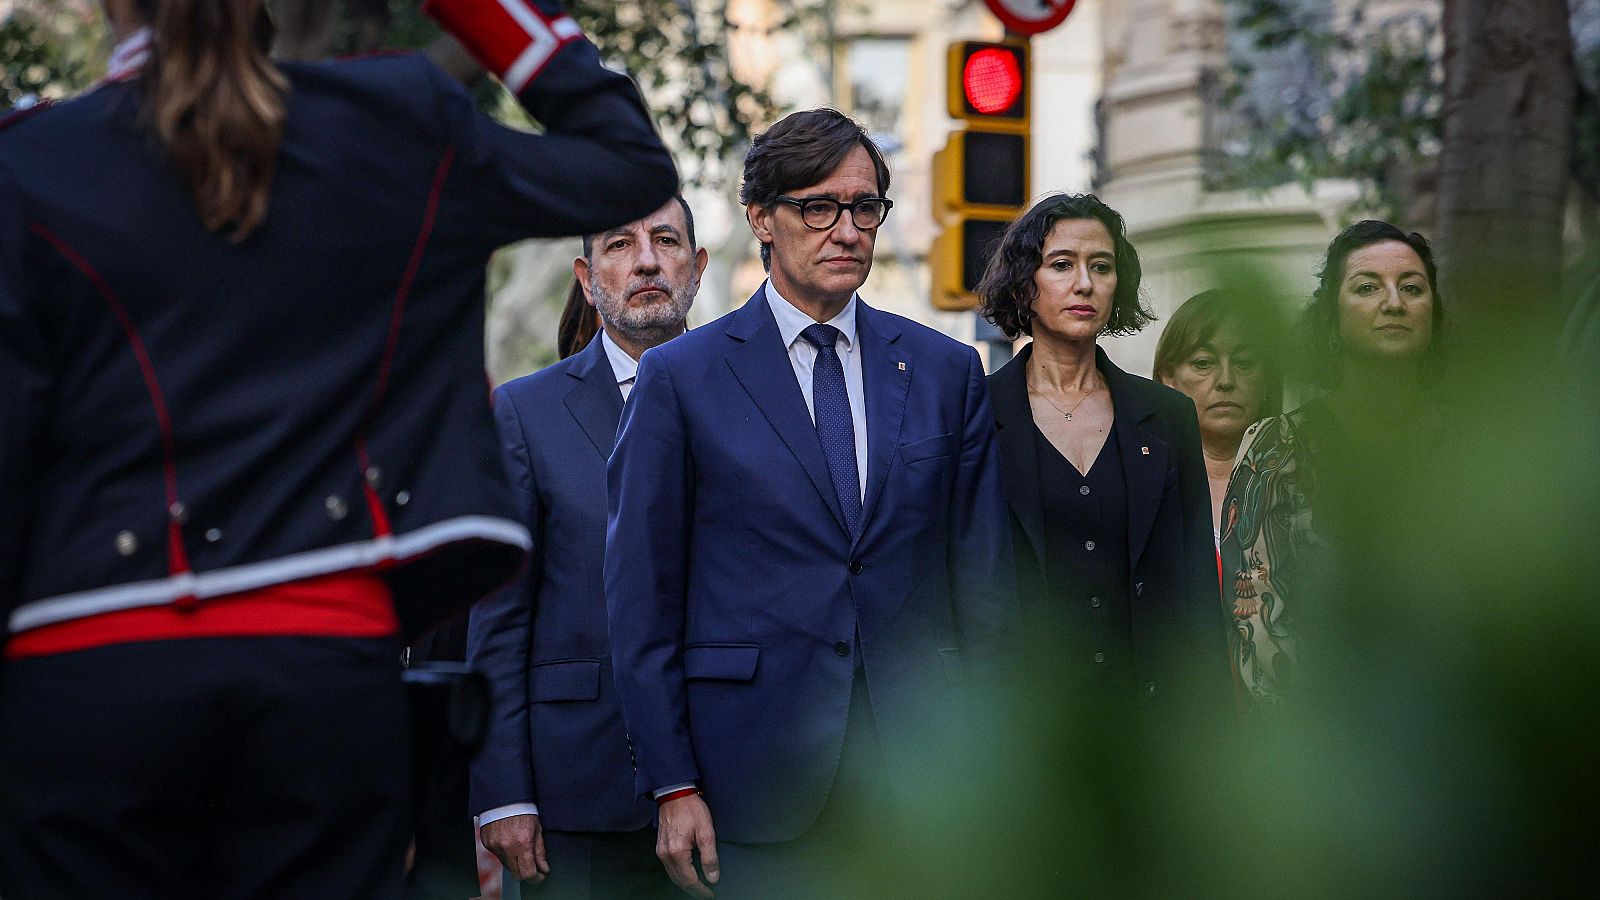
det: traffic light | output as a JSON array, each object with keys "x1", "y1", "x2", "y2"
[{"x1": 930, "y1": 40, "x2": 1030, "y2": 311}]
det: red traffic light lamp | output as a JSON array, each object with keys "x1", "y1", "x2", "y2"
[
  {"x1": 948, "y1": 41, "x2": 1027, "y2": 124},
  {"x1": 963, "y1": 47, "x2": 1023, "y2": 115}
]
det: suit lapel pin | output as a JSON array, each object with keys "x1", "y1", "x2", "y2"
[
  {"x1": 897, "y1": 361, "x2": 906, "y2": 371},
  {"x1": 1141, "y1": 446, "x2": 1150, "y2": 455}
]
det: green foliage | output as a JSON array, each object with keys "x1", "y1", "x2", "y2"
[
  {"x1": 328, "y1": 0, "x2": 819, "y2": 190},
  {"x1": 1, "y1": 3, "x2": 106, "y2": 110},
  {"x1": 1219, "y1": 0, "x2": 1600, "y2": 219},
  {"x1": 1215, "y1": 2, "x2": 1440, "y2": 220},
  {"x1": 567, "y1": 0, "x2": 815, "y2": 188}
]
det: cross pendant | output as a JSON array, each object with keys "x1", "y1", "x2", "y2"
[{"x1": 1064, "y1": 412, "x2": 1073, "y2": 421}]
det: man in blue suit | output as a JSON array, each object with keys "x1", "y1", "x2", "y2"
[
  {"x1": 468, "y1": 195, "x2": 706, "y2": 898},
  {"x1": 606, "y1": 109, "x2": 1018, "y2": 898}
]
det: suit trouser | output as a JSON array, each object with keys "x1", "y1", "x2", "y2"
[
  {"x1": 0, "y1": 636, "x2": 411, "y2": 900},
  {"x1": 507, "y1": 826, "x2": 675, "y2": 900},
  {"x1": 713, "y1": 668, "x2": 892, "y2": 900}
]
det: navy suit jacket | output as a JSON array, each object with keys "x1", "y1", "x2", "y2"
[
  {"x1": 605, "y1": 289, "x2": 1018, "y2": 844},
  {"x1": 468, "y1": 334, "x2": 654, "y2": 833}
]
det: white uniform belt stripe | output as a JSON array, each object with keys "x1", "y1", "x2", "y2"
[{"x1": 8, "y1": 515, "x2": 532, "y2": 634}]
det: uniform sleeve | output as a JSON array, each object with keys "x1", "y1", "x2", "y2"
[
  {"x1": 605, "y1": 348, "x2": 700, "y2": 798},
  {"x1": 466, "y1": 385, "x2": 541, "y2": 816},
  {"x1": 949, "y1": 347, "x2": 1020, "y2": 683},
  {"x1": 0, "y1": 167, "x2": 49, "y2": 626},
  {"x1": 424, "y1": 0, "x2": 679, "y2": 245}
]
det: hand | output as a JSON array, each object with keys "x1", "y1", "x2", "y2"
[
  {"x1": 481, "y1": 813, "x2": 549, "y2": 884},
  {"x1": 656, "y1": 793, "x2": 719, "y2": 898}
]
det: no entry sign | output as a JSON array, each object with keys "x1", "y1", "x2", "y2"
[{"x1": 983, "y1": 0, "x2": 1077, "y2": 36}]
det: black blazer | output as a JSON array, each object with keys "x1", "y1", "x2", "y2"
[
  {"x1": 0, "y1": 27, "x2": 677, "y2": 640},
  {"x1": 989, "y1": 343, "x2": 1228, "y2": 709}
]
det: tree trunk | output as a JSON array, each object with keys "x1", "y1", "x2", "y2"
[{"x1": 1435, "y1": 0, "x2": 1574, "y2": 344}]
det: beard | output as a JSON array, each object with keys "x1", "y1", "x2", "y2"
[{"x1": 591, "y1": 271, "x2": 697, "y2": 344}]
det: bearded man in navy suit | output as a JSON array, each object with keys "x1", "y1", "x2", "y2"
[
  {"x1": 468, "y1": 195, "x2": 705, "y2": 898},
  {"x1": 606, "y1": 109, "x2": 1018, "y2": 898}
]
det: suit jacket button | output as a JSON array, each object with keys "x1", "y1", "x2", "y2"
[
  {"x1": 1144, "y1": 681, "x2": 1157, "y2": 698},
  {"x1": 833, "y1": 641, "x2": 851, "y2": 657},
  {"x1": 1135, "y1": 582, "x2": 1145, "y2": 597},
  {"x1": 848, "y1": 561, "x2": 863, "y2": 574},
  {"x1": 115, "y1": 530, "x2": 138, "y2": 556}
]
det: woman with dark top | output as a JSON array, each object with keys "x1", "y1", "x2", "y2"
[
  {"x1": 976, "y1": 193, "x2": 1226, "y2": 714},
  {"x1": 1219, "y1": 221, "x2": 1445, "y2": 713},
  {"x1": 1154, "y1": 289, "x2": 1284, "y2": 545},
  {"x1": 0, "y1": 0, "x2": 676, "y2": 895}
]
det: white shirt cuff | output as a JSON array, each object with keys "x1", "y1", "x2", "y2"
[{"x1": 477, "y1": 802, "x2": 539, "y2": 829}]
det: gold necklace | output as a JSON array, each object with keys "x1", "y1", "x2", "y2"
[{"x1": 1027, "y1": 378, "x2": 1099, "y2": 421}]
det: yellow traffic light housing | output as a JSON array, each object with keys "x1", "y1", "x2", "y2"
[{"x1": 931, "y1": 39, "x2": 1031, "y2": 311}]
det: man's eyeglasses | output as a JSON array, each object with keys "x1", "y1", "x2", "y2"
[{"x1": 776, "y1": 195, "x2": 894, "y2": 231}]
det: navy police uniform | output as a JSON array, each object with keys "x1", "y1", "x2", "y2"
[{"x1": 0, "y1": 1, "x2": 677, "y2": 896}]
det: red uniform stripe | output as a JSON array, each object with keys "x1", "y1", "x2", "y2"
[
  {"x1": 29, "y1": 223, "x2": 193, "y2": 584},
  {"x1": 4, "y1": 570, "x2": 397, "y2": 661}
]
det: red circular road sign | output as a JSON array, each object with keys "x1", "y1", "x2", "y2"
[
  {"x1": 983, "y1": 0, "x2": 1077, "y2": 36},
  {"x1": 963, "y1": 48, "x2": 1023, "y2": 114}
]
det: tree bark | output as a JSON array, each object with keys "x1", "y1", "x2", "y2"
[{"x1": 1436, "y1": 0, "x2": 1574, "y2": 343}]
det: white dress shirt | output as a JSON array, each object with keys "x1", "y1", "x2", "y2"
[
  {"x1": 764, "y1": 280, "x2": 869, "y2": 501},
  {"x1": 601, "y1": 329, "x2": 638, "y2": 401}
]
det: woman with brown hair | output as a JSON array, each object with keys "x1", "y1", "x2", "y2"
[
  {"x1": 557, "y1": 276, "x2": 602, "y2": 359},
  {"x1": 1153, "y1": 289, "x2": 1284, "y2": 542},
  {"x1": 0, "y1": 0, "x2": 676, "y2": 895}
]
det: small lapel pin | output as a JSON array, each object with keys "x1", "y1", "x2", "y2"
[
  {"x1": 1141, "y1": 446, "x2": 1150, "y2": 455},
  {"x1": 897, "y1": 361, "x2": 906, "y2": 371}
]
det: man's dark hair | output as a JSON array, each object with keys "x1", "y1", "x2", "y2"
[
  {"x1": 582, "y1": 193, "x2": 696, "y2": 260},
  {"x1": 1301, "y1": 219, "x2": 1445, "y2": 386},
  {"x1": 976, "y1": 192, "x2": 1155, "y2": 340},
  {"x1": 739, "y1": 108, "x2": 891, "y2": 269}
]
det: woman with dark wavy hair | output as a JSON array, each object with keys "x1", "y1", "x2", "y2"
[
  {"x1": 1219, "y1": 220, "x2": 1446, "y2": 714},
  {"x1": 0, "y1": 0, "x2": 675, "y2": 895},
  {"x1": 976, "y1": 193, "x2": 1227, "y2": 714}
]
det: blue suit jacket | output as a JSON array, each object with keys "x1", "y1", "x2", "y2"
[
  {"x1": 468, "y1": 334, "x2": 654, "y2": 833},
  {"x1": 605, "y1": 289, "x2": 1018, "y2": 844}
]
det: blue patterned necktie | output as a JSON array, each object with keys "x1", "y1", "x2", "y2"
[{"x1": 801, "y1": 323, "x2": 862, "y2": 538}]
